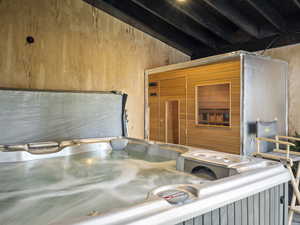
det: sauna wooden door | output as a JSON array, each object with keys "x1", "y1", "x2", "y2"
[
  {"x1": 159, "y1": 77, "x2": 186, "y2": 145},
  {"x1": 165, "y1": 100, "x2": 180, "y2": 144}
]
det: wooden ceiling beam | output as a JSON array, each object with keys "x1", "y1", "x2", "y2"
[
  {"x1": 83, "y1": 0, "x2": 214, "y2": 56},
  {"x1": 131, "y1": 0, "x2": 220, "y2": 49},
  {"x1": 164, "y1": 0, "x2": 237, "y2": 44},
  {"x1": 246, "y1": 0, "x2": 286, "y2": 32},
  {"x1": 202, "y1": 0, "x2": 275, "y2": 38}
]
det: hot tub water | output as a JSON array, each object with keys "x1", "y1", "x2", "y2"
[{"x1": 0, "y1": 149, "x2": 206, "y2": 225}]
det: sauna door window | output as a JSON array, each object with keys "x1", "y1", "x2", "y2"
[{"x1": 196, "y1": 83, "x2": 230, "y2": 127}]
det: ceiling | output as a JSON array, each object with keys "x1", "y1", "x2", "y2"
[{"x1": 84, "y1": 0, "x2": 300, "y2": 59}]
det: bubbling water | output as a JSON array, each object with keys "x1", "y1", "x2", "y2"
[{"x1": 0, "y1": 150, "x2": 206, "y2": 225}]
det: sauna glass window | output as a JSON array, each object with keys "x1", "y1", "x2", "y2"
[{"x1": 196, "y1": 83, "x2": 230, "y2": 127}]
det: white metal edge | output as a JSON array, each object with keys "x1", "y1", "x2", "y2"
[
  {"x1": 145, "y1": 51, "x2": 288, "y2": 75},
  {"x1": 285, "y1": 62, "x2": 289, "y2": 136},
  {"x1": 145, "y1": 51, "x2": 242, "y2": 75},
  {"x1": 240, "y1": 54, "x2": 245, "y2": 155}
]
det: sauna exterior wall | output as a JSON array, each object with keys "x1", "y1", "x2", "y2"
[
  {"x1": 242, "y1": 54, "x2": 288, "y2": 156},
  {"x1": 177, "y1": 183, "x2": 288, "y2": 225},
  {"x1": 149, "y1": 60, "x2": 241, "y2": 154},
  {"x1": 186, "y1": 60, "x2": 240, "y2": 154},
  {"x1": 149, "y1": 70, "x2": 188, "y2": 145},
  {"x1": 0, "y1": 0, "x2": 190, "y2": 139}
]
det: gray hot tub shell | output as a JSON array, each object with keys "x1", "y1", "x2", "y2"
[{"x1": 0, "y1": 138, "x2": 289, "y2": 225}]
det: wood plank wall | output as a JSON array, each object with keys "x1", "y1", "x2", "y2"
[
  {"x1": 0, "y1": 0, "x2": 190, "y2": 139},
  {"x1": 160, "y1": 77, "x2": 187, "y2": 144},
  {"x1": 150, "y1": 69, "x2": 189, "y2": 145},
  {"x1": 149, "y1": 60, "x2": 241, "y2": 154}
]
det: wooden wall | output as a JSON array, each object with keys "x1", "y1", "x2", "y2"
[
  {"x1": 149, "y1": 70, "x2": 188, "y2": 145},
  {"x1": 0, "y1": 0, "x2": 190, "y2": 139},
  {"x1": 160, "y1": 76, "x2": 187, "y2": 145},
  {"x1": 149, "y1": 60, "x2": 241, "y2": 154},
  {"x1": 186, "y1": 60, "x2": 241, "y2": 154}
]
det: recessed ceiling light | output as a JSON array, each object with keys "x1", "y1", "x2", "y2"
[{"x1": 177, "y1": 0, "x2": 186, "y2": 3}]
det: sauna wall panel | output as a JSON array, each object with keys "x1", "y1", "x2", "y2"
[
  {"x1": 160, "y1": 77, "x2": 187, "y2": 144},
  {"x1": 166, "y1": 100, "x2": 179, "y2": 144},
  {"x1": 149, "y1": 60, "x2": 240, "y2": 154},
  {"x1": 0, "y1": 0, "x2": 190, "y2": 139},
  {"x1": 149, "y1": 77, "x2": 160, "y2": 141},
  {"x1": 149, "y1": 75, "x2": 187, "y2": 144},
  {"x1": 186, "y1": 60, "x2": 241, "y2": 154}
]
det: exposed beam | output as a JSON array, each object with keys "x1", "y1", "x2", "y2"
[
  {"x1": 165, "y1": 0, "x2": 237, "y2": 44},
  {"x1": 84, "y1": 0, "x2": 300, "y2": 60},
  {"x1": 194, "y1": 32, "x2": 300, "y2": 59},
  {"x1": 293, "y1": 0, "x2": 300, "y2": 9},
  {"x1": 131, "y1": 0, "x2": 219, "y2": 49},
  {"x1": 246, "y1": 0, "x2": 286, "y2": 31},
  {"x1": 202, "y1": 0, "x2": 275, "y2": 38},
  {"x1": 289, "y1": 19, "x2": 300, "y2": 33},
  {"x1": 83, "y1": 0, "x2": 214, "y2": 56}
]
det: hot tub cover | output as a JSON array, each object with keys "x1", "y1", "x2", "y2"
[{"x1": 0, "y1": 89, "x2": 127, "y2": 145}]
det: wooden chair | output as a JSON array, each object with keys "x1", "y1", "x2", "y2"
[{"x1": 253, "y1": 120, "x2": 300, "y2": 225}]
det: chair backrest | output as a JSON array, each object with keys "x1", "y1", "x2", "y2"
[{"x1": 256, "y1": 120, "x2": 278, "y2": 153}]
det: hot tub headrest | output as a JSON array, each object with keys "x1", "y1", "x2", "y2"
[{"x1": 110, "y1": 138, "x2": 129, "y2": 150}]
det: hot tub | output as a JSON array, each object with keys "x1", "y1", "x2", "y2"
[
  {"x1": 0, "y1": 89, "x2": 291, "y2": 225},
  {"x1": 0, "y1": 137, "x2": 291, "y2": 225}
]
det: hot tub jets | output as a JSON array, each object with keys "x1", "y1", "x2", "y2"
[{"x1": 177, "y1": 149, "x2": 268, "y2": 179}]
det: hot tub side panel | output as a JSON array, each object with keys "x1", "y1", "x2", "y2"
[{"x1": 177, "y1": 183, "x2": 288, "y2": 225}]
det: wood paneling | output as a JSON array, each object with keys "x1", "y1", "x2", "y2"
[
  {"x1": 0, "y1": 0, "x2": 190, "y2": 139},
  {"x1": 149, "y1": 75, "x2": 187, "y2": 144},
  {"x1": 160, "y1": 77, "x2": 186, "y2": 144},
  {"x1": 149, "y1": 77, "x2": 160, "y2": 141},
  {"x1": 186, "y1": 60, "x2": 241, "y2": 154},
  {"x1": 165, "y1": 100, "x2": 179, "y2": 144},
  {"x1": 149, "y1": 60, "x2": 240, "y2": 154}
]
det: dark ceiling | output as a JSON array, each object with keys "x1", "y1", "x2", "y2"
[{"x1": 84, "y1": 0, "x2": 300, "y2": 59}]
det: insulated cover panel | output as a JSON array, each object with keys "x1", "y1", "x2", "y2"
[
  {"x1": 0, "y1": 90, "x2": 124, "y2": 145},
  {"x1": 243, "y1": 55, "x2": 288, "y2": 155}
]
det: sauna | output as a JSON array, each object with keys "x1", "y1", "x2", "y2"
[{"x1": 146, "y1": 51, "x2": 288, "y2": 155}]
